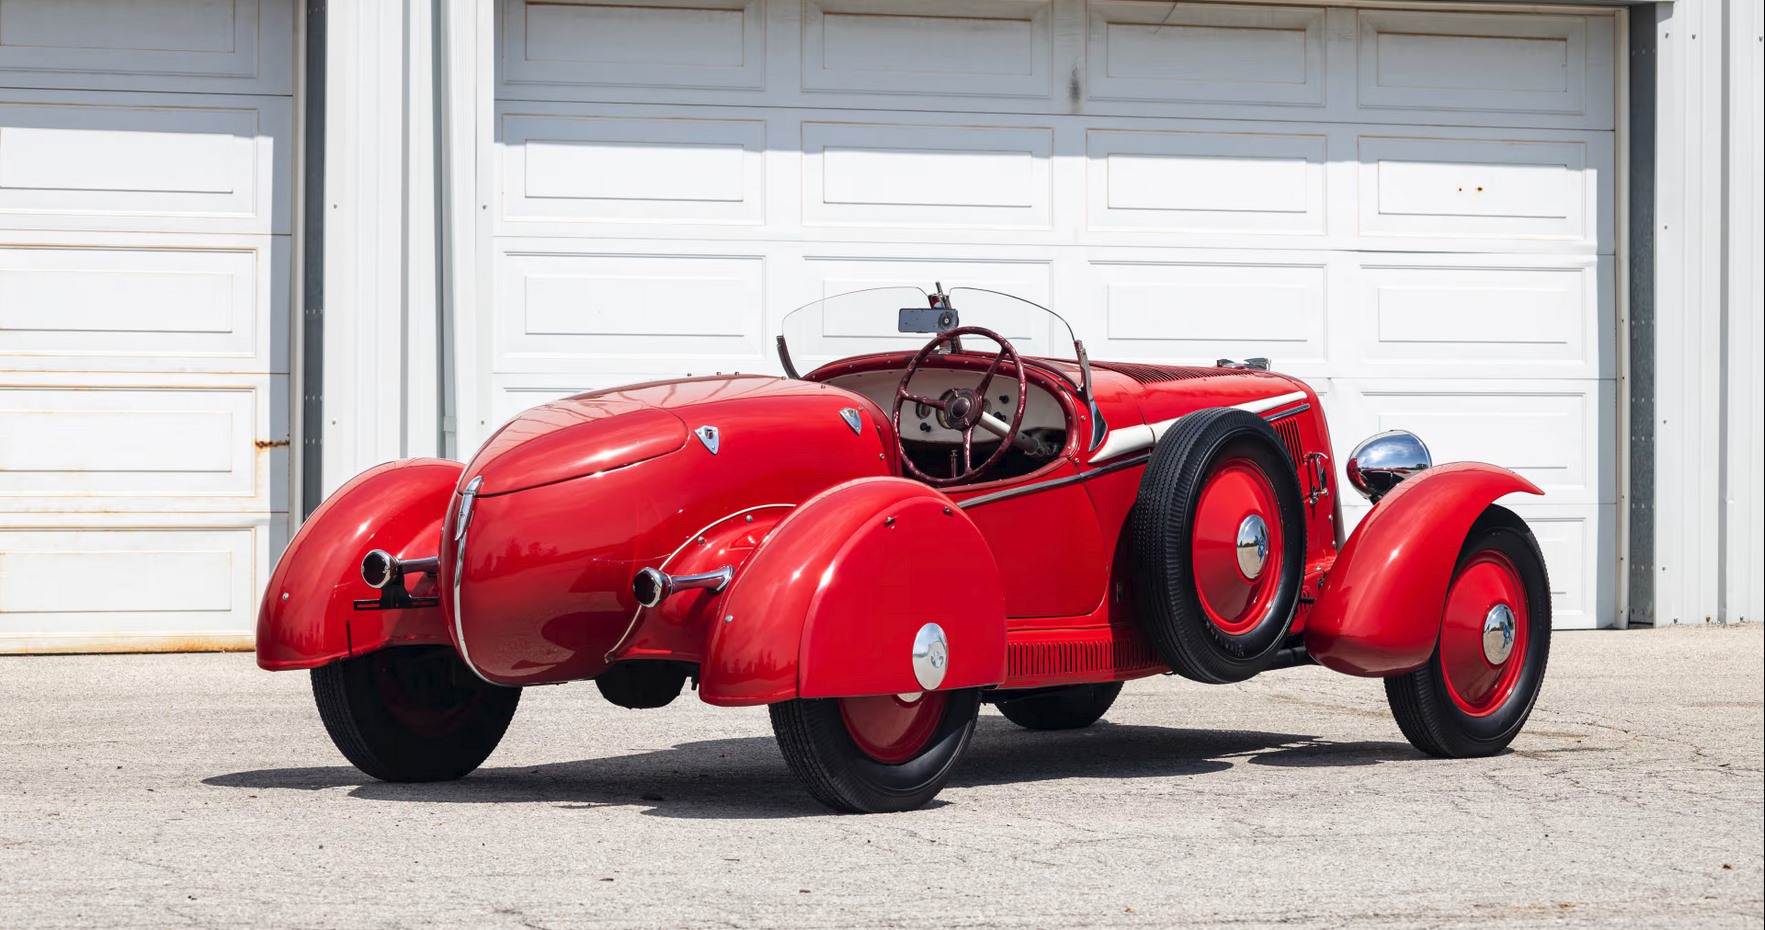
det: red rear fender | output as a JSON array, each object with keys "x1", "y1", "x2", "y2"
[
  {"x1": 700, "y1": 477, "x2": 1008, "y2": 706},
  {"x1": 1304, "y1": 463, "x2": 1542, "y2": 677},
  {"x1": 256, "y1": 459, "x2": 462, "y2": 670}
]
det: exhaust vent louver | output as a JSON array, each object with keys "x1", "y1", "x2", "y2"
[
  {"x1": 1007, "y1": 637, "x2": 1159, "y2": 679},
  {"x1": 1271, "y1": 416, "x2": 1306, "y2": 469}
]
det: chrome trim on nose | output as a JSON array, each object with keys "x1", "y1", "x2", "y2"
[
  {"x1": 450, "y1": 476, "x2": 503, "y2": 686},
  {"x1": 1236, "y1": 515, "x2": 1270, "y2": 580}
]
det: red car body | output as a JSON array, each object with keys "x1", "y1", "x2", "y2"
[{"x1": 257, "y1": 290, "x2": 1550, "y2": 812}]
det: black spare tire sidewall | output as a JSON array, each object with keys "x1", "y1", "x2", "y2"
[{"x1": 1132, "y1": 407, "x2": 1307, "y2": 683}]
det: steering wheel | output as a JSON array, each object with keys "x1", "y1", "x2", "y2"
[{"x1": 893, "y1": 326, "x2": 1029, "y2": 486}]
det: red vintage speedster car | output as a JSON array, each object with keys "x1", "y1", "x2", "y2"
[{"x1": 258, "y1": 286, "x2": 1550, "y2": 813}]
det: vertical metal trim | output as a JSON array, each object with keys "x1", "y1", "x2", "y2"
[
  {"x1": 1625, "y1": 4, "x2": 1657, "y2": 626},
  {"x1": 431, "y1": 0, "x2": 452, "y2": 458},
  {"x1": 300, "y1": 0, "x2": 328, "y2": 518}
]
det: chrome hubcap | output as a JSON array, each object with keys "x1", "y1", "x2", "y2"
[
  {"x1": 912, "y1": 623, "x2": 949, "y2": 690},
  {"x1": 1483, "y1": 604, "x2": 1516, "y2": 664},
  {"x1": 1236, "y1": 515, "x2": 1270, "y2": 580}
]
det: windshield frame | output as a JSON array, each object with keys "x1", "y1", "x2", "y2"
[{"x1": 776, "y1": 285, "x2": 1095, "y2": 405}]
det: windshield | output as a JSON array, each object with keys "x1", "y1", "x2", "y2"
[{"x1": 778, "y1": 285, "x2": 1083, "y2": 382}]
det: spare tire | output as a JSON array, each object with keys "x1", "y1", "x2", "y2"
[{"x1": 1131, "y1": 407, "x2": 1305, "y2": 683}]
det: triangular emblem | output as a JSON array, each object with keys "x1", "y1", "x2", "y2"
[
  {"x1": 839, "y1": 408, "x2": 863, "y2": 434},
  {"x1": 694, "y1": 425, "x2": 720, "y2": 455}
]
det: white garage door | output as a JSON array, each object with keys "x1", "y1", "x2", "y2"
[
  {"x1": 0, "y1": 1, "x2": 294, "y2": 652},
  {"x1": 475, "y1": 0, "x2": 1618, "y2": 628}
]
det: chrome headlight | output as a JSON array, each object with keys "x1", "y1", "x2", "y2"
[{"x1": 1346, "y1": 430, "x2": 1432, "y2": 502}]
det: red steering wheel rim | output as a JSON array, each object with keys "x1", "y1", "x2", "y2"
[{"x1": 893, "y1": 325, "x2": 1029, "y2": 486}]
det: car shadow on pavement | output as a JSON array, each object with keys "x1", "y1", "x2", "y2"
[{"x1": 202, "y1": 716, "x2": 1420, "y2": 819}]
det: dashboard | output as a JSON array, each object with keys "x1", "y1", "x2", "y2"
[{"x1": 821, "y1": 367, "x2": 1068, "y2": 444}]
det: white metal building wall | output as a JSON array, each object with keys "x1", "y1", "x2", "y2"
[{"x1": 0, "y1": 0, "x2": 296, "y2": 653}]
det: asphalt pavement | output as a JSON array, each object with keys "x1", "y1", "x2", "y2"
[{"x1": 2, "y1": 625, "x2": 1760, "y2": 929}]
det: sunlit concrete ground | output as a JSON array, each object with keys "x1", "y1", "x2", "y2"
[{"x1": 1, "y1": 625, "x2": 1759, "y2": 929}]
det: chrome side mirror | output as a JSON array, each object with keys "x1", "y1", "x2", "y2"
[{"x1": 1346, "y1": 430, "x2": 1432, "y2": 502}]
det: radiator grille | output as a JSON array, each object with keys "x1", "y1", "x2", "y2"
[
  {"x1": 1008, "y1": 636, "x2": 1159, "y2": 679},
  {"x1": 1092, "y1": 361, "x2": 1238, "y2": 385}
]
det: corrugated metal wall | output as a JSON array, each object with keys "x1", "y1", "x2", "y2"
[{"x1": 1723, "y1": 0, "x2": 1762, "y2": 623}]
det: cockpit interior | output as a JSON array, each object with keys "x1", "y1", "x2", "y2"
[{"x1": 816, "y1": 361, "x2": 1072, "y2": 487}]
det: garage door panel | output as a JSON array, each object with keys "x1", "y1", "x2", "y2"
[
  {"x1": 1330, "y1": 379, "x2": 1613, "y2": 505},
  {"x1": 0, "y1": 0, "x2": 292, "y2": 95},
  {"x1": 1086, "y1": 129, "x2": 1326, "y2": 234},
  {"x1": 804, "y1": 0, "x2": 1053, "y2": 100},
  {"x1": 1356, "y1": 11, "x2": 1613, "y2": 130},
  {"x1": 499, "y1": 0, "x2": 764, "y2": 96},
  {"x1": 804, "y1": 122, "x2": 1053, "y2": 229},
  {"x1": 0, "y1": 240, "x2": 277, "y2": 371},
  {"x1": 499, "y1": 112, "x2": 766, "y2": 227},
  {"x1": 1350, "y1": 258, "x2": 1612, "y2": 378},
  {"x1": 0, "y1": 375, "x2": 285, "y2": 512},
  {"x1": 1086, "y1": 1, "x2": 1325, "y2": 109},
  {"x1": 0, "y1": 0, "x2": 292, "y2": 653},
  {"x1": 0, "y1": 525, "x2": 262, "y2": 650},
  {"x1": 496, "y1": 250, "x2": 766, "y2": 372},
  {"x1": 1358, "y1": 134, "x2": 1610, "y2": 250},
  {"x1": 1086, "y1": 259, "x2": 1326, "y2": 370},
  {"x1": 0, "y1": 93, "x2": 292, "y2": 235}
]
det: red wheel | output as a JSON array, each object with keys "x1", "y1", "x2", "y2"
[
  {"x1": 839, "y1": 693, "x2": 948, "y2": 764},
  {"x1": 1385, "y1": 506, "x2": 1552, "y2": 758},
  {"x1": 1191, "y1": 457, "x2": 1285, "y2": 635},
  {"x1": 1437, "y1": 550, "x2": 1530, "y2": 715},
  {"x1": 770, "y1": 689, "x2": 981, "y2": 813}
]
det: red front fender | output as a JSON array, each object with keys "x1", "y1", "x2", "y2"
[
  {"x1": 256, "y1": 458, "x2": 462, "y2": 670},
  {"x1": 1305, "y1": 463, "x2": 1542, "y2": 677},
  {"x1": 700, "y1": 477, "x2": 1007, "y2": 706}
]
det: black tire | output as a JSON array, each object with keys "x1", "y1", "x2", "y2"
[
  {"x1": 595, "y1": 661, "x2": 690, "y2": 709},
  {"x1": 770, "y1": 689, "x2": 981, "y2": 813},
  {"x1": 1385, "y1": 506, "x2": 1552, "y2": 758},
  {"x1": 995, "y1": 682, "x2": 1124, "y2": 730},
  {"x1": 311, "y1": 645, "x2": 520, "y2": 782},
  {"x1": 1131, "y1": 407, "x2": 1306, "y2": 683}
]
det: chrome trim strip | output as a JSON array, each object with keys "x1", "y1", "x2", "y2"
[
  {"x1": 958, "y1": 454, "x2": 1151, "y2": 510},
  {"x1": 1090, "y1": 391, "x2": 1310, "y2": 464},
  {"x1": 1235, "y1": 390, "x2": 1308, "y2": 416},
  {"x1": 1088, "y1": 424, "x2": 1154, "y2": 464},
  {"x1": 450, "y1": 476, "x2": 504, "y2": 686},
  {"x1": 605, "y1": 503, "x2": 794, "y2": 662},
  {"x1": 1264, "y1": 402, "x2": 1311, "y2": 423}
]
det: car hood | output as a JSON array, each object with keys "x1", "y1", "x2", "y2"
[{"x1": 463, "y1": 375, "x2": 878, "y2": 496}]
